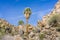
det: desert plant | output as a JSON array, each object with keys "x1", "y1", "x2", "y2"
[
  {"x1": 48, "y1": 13, "x2": 60, "y2": 27},
  {"x1": 47, "y1": 13, "x2": 60, "y2": 32},
  {"x1": 0, "y1": 27, "x2": 5, "y2": 39},
  {"x1": 18, "y1": 20, "x2": 24, "y2": 25},
  {"x1": 24, "y1": 7, "x2": 32, "y2": 34},
  {"x1": 24, "y1": 7, "x2": 32, "y2": 24},
  {"x1": 39, "y1": 33, "x2": 45, "y2": 40}
]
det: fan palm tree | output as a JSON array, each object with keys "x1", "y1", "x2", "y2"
[
  {"x1": 24, "y1": 7, "x2": 32, "y2": 34},
  {"x1": 24, "y1": 7, "x2": 31, "y2": 24}
]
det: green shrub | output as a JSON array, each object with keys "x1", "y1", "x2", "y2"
[
  {"x1": 39, "y1": 33, "x2": 45, "y2": 40},
  {"x1": 0, "y1": 28, "x2": 5, "y2": 39},
  {"x1": 18, "y1": 20, "x2": 24, "y2": 25},
  {"x1": 48, "y1": 14, "x2": 60, "y2": 27}
]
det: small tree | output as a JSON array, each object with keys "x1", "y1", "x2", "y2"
[{"x1": 18, "y1": 20, "x2": 24, "y2": 25}]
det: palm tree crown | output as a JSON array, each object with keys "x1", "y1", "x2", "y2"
[{"x1": 24, "y1": 7, "x2": 32, "y2": 19}]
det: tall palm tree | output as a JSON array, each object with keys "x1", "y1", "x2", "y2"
[
  {"x1": 24, "y1": 7, "x2": 32, "y2": 24},
  {"x1": 24, "y1": 7, "x2": 32, "y2": 34}
]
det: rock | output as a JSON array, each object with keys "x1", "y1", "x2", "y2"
[
  {"x1": 14, "y1": 35, "x2": 23, "y2": 40},
  {"x1": 29, "y1": 32, "x2": 35, "y2": 38},
  {"x1": 2, "y1": 35, "x2": 14, "y2": 40}
]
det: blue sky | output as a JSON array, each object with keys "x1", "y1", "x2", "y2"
[{"x1": 0, "y1": 0, "x2": 58, "y2": 26}]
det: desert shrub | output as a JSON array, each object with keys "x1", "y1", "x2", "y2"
[
  {"x1": 0, "y1": 27, "x2": 5, "y2": 39},
  {"x1": 47, "y1": 13, "x2": 60, "y2": 32},
  {"x1": 18, "y1": 20, "x2": 24, "y2": 25},
  {"x1": 56, "y1": 27, "x2": 60, "y2": 32},
  {"x1": 39, "y1": 33, "x2": 45, "y2": 40},
  {"x1": 48, "y1": 13, "x2": 60, "y2": 27},
  {"x1": 5, "y1": 27, "x2": 12, "y2": 33},
  {"x1": 0, "y1": 27, "x2": 5, "y2": 35}
]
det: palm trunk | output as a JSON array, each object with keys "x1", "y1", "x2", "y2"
[
  {"x1": 26, "y1": 19, "x2": 28, "y2": 35},
  {"x1": 26, "y1": 19, "x2": 28, "y2": 24}
]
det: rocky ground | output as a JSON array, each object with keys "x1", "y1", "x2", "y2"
[
  {"x1": 0, "y1": 26, "x2": 60, "y2": 40},
  {"x1": 0, "y1": 0, "x2": 60, "y2": 40}
]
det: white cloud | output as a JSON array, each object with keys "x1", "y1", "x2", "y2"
[
  {"x1": 32, "y1": 8, "x2": 54, "y2": 20},
  {"x1": 5, "y1": 15, "x2": 24, "y2": 20}
]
